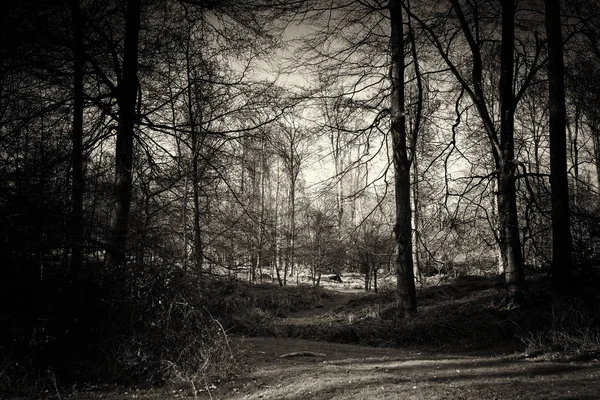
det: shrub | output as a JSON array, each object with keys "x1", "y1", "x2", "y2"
[
  {"x1": 519, "y1": 297, "x2": 600, "y2": 356},
  {"x1": 0, "y1": 269, "x2": 239, "y2": 398}
]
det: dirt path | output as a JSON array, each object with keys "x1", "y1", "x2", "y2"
[
  {"x1": 210, "y1": 290, "x2": 600, "y2": 400},
  {"x1": 216, "y1": 336, "x2": 600, "y2": 400},
  {"x1": 71, "y1": 290, "x2": 600, "y2": 400}
]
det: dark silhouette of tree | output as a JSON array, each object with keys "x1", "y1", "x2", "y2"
[
  {"x1": 390, "y1": 0, "x2": 417, "y2": 316},
  {"x1": 70, "y1": 0, "x2": 85, "y2": 278},
  {"x1": 406, "y1": 0, "x2": 537, "y2": 304},
  {"x1": 498, "y1": 0, "x2": 525, "y2": 304},
  {"x1": 104, "y1": 0, "x2": 142, "y2": 270},
  {"x1": 545, "y1": 0, "x2": 574, "y2": 295}
]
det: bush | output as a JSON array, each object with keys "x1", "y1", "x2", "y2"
[
  {"x1": 519, "y1": 297, "x2": 600, "y2": 356},
  {"x1": 0, "y1": 269, "x2": 239, "y2": 398},
  {"x1": 204, "y1": 281, "x2": 332, "y2": 335}
]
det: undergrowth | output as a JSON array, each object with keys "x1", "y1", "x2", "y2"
[
  {"x1": 232, "y1": 272, "x2": 600, "y2": 358},
  {"x1": 214, "y1": 282, "x2": 332, "y2": 335},
  {"x1": 277, "y1": 281, "x2": 515, "y2": 349},
  {"x1": 518, "y1": 297, "x2": 600, "y2": 357},
  {"x1": 3, "y1": 268, "x2": 599, "y2": 398},
  {"x1": 0, "y1": 271, "x2": 328, "y2": 399}
]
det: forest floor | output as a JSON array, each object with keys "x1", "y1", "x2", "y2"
[{"x1": 67, "y1": 284, "x2": 600, "y2": 400}]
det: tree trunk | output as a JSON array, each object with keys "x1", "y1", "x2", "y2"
[
  {"x1": 274, "y1": 161, "x2": 284, "y2": 286},
  {"x1": 439, "y1": 0, "x2": 526, "y2": 296},
  {"x1": 489, "y1": 178, "x2": 504, "y2": 274},
  {"x1": 545, "y1": 0, "x2": 574, "y2": 295},
  {"x1": 70, "y1": 0, "x2": 84, "y2": 278},
  {"x1": 258, "y1": 141, "x2": 266, "y2": 282},
  {"x1": 331, "y1": 133, "x2": 344, "y2": 231},
  {"x1": 407, "y1": 0, "x2": 423, "y2": 284},
  {"x1": 567, "y1": 106, "x2": 580, "y2": 201},
  {"x1": 591, "y1": 121, "x2": 600, "y2": 196},
  {"x1": 191, "y1": 134, "x2": 203, "y2": 272},
  {"x1": 364, "y1": 259, "x2": 370, "y2": 292},
  {"x1": 289, "y1": 170, "x2": 296, "y2": 283},
  {"x1": 186, "y1": 46, "x2": 203, "y2": 273},
  {"x1": 104, "y1": 0, "x2": 141, "y2": 270},
  {"x1": 499, "y1": 0, "x2": 525, "y2": 305},
  {"x1": 390, "y1": 0, "x2": 417, "y2": 317},
  {"x1": 373, "y1": 266, "x2": 378, "y2": 293},
  {"x1": 411, "y1": 146, "x2": 422, "y2": 282}
]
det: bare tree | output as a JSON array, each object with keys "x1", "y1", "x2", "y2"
[
  {"x1": 390, "y1": 0, "x2": 417, "y2": 316},
  {"x1": 406, "y1": 0, "x2": 537, "y2": 304},
  {"x1": 70, "y1": 0, "x2": 85, "y2": 278},
  {"x1": 498, "y1": 0, "x2": 525, "y2": 304},
  {"x1": 272, "y1": 119, "x2": 312, "y2": 285},
  {"x1": 104, "y1": 0, "x2": 142, "y2": 270},
  {"x1": 545, "y1": 0, "x2": 574, "y2": 295}
]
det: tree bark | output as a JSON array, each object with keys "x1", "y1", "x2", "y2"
[
  {"x1": 489, "y1": 178, "x2": 504, "y2": 274},
  {"x1": 499, "y1": 0, "x2": 525, "y2": 305},
  {"x1": 390, "y1": 0, "x2": 417, "y2": 317},
  {"x1": 104, "y1": 0, "x2": 141, "y2": 270},
  {"x1": 258, "y1": 136, "x2": 266, "y2": 281},
  {"x1": 411, "y1": 142, "x2": 421, "y2": 282},
  {"x1": 185, "y1": 44, "x2": 203, "y2": 273},
  {"x1": 591, "y1": 121, "x2": 600, "y2": 196},
  {"x1": 545, "y1": 0, "x2": 574, "y2": 295},
  {"x1": 70, "y1": 0, "x2": 85, "y2": 278},
  {"x1": 289, "y1": 172, "x2": 296, "y2": 282},
  {"x1": 274, "y1": 159, "x2": 284, "y2": 286}
]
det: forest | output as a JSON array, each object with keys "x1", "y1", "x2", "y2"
[{"x1": 1, "y1": 0, "x2": 600, "y2": 398}]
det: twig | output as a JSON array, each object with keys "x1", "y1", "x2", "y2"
[
  {"x1": 210, "y1": 314, "x2": 233, "y2": 359},
  {"x1": 50, "y1": 369, "x2": 61, "y2": 400},
  {"x1": 201, "y1": 306, "x2": 234, "y2": 360},
  {"x1": 203, "y1": 377, "x2": 214, "y2": 400},
  {"x1": 190, "y1": 379, "x2": 198, "y2": 399},
  {"x1": 279, "y1": 351, "x2": 326, "y2": 358}
]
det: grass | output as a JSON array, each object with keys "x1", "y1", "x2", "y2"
[
  {"x1": 518, "y1": 296, "x2": 600, "y2": 358},
  {"x1": 274, "y1": 278, "x2": 513, "y2": 349},
  {"x1": 208, "y1": 280, "x2": 333, "y2": 335},
  {"x1": 230, "y1": 270, "x2": 600, "y2": 358}
]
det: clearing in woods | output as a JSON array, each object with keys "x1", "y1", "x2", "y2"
[{"x1": 71, "y1": 287, "x2": 600, "y2": 400}]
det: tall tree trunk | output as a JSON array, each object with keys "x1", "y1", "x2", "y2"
[
  {"x1": 330, "y1": 131, "x2": 344, "y2": 231},
  {"x1": 191, "y1": 122, "x2": 203, "y2": 272},
  {"x1": 70, "y1": 0, "x2": 84, "y2": 278},
  {"x1": 499, "y1": 0, "x2": 525, "y2": 305},
  {"x1": 290, "y1": 175, "x2": 296, "y2": 281},
  {"x1": 169, "y1": 66, "x2": 189, "y2": 271},
  {"x1": 448, "y1": 0, "x2": 523, "y2": 290},
  {"x1": 489, "y1": 178, "x2": 504, "y2": 274},
  {"x1": 390, "y1": 0, "x2": 417, "y2": 317},
  {"x1": 185, "y1": 46, "x2": 203, "y2": 273},
  {"x1": 591, "y1": 120, "x2": 600, "y2": 196},
  {"x1": 407, "y1": 2, "x2": 423, "y2": 284},
  {"x1": 566, "y1": 105, "x2": 581, "y2": 205},
  {"x1": 104, "y1": 0, "x2": 141, "y2": 270},
  {"x1": 411, "y1": 152, "x2": 421, "y2": 282},
  {"x1": 274, "y1": 160, "x2": 283, "y2": 286},
  {"x1": 545, "y1": 0, "x2": 574, "y2": 295}
]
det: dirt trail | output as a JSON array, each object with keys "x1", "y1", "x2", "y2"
[
  {"x1": 211, "y1": 290, "x2": 600, "y2": 400},
  {"x1": 71, "y1": 290, "x2": 600, "y2": 400},
  {"x1": 220, "y1": 337, "x2": 600, "y2": 400}
]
